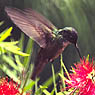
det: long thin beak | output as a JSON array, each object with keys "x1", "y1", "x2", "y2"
[{"x1": 75, "y1": 43, "x2": 82, "y2": 59}]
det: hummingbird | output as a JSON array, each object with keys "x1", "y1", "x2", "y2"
[{"x1": 5, "y1": 7, "x2": 81, "y2": 80}]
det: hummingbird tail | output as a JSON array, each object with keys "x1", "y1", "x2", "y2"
[{"x1": 31, "y1": 61, "x2": 47, "y2": 80}]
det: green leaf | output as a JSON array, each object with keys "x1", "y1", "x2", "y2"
[
  {"x1": 36, "y1": 85, "x2": 48, "y2": 95},
  {"x1": 52, "y1": 64, "x2": 57, "y2": 94},
  {"x1": 18, "y1": 33, "x2": 24, "y2": 51},
  {"x1": 14, "y1": 55, "x2": 23, "y2": 69},
  {"x1": 23, "y1": 38, "x2": 33, "y2": 66},
  {"x1": 0, "y1": 64, "x2": 20, "y2": 83},
  {"x1": 43, "y1": 89, "x2": 51, "y2": 95},
  {"x1": 56, "y1": 92, "x2": 64, "y2": 95},
  {"x1": 2, "y1": 55, "x2": 21, "y2": 72},
  {"x1": 60, "y1": 54, "x2": 65, "y2": 88},
  {"x1": 51, "y1": 88, "x2": 55, "y2": 95},
  {"x1": 23, "y1": 80, "x2": 35, "y2": 92},
  {"x1": 86, "y1": 54, "x2": 89, "y2": 61},
  {"x1": 0, "y1": 27, "x2": 13, "y2": 42},
  {"x1": 0, "y1": 21, "x2": 4, "y2": 26},
  {"x1": 60, "y1": 55, "x2": 71, "y2": 80},
  {"x1": 40, "y1": 85, "x2": 47, "y2": 89},
  {"x1": 0, "y1": 41, "x2": 29, "y2": 56}
]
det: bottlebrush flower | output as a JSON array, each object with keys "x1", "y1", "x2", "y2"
[
  {"x1": 0, "y1": 77, "x2": 20, "y2": 95},
  {"x1": 65, "y1": 58, "x2": 95, "y2": 95}
]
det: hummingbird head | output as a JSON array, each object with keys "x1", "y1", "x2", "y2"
[
  {"x1": 58, "y1": 27, "x2": 78, "y2": 45},
  {"x1": 58, "y1": 27, "x2": 82, "y2": 59}
]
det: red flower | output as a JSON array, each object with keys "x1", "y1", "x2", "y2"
[
  {"x1": 65, "y1": 58, "x2": 95, "y2": 95},
  {"x1": 0, "y1": 78, "x2": 20, "y2": 95}
]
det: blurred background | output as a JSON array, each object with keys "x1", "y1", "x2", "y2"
[{"x1": 0, "y1": 0, "x2": 95, "y2": 92}]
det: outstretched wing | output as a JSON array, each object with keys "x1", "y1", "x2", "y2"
[{"x1": 5, "y1": 7, "x2": 57, "y2": 48}]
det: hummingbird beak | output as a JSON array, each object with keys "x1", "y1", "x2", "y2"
[{"x1": 75, "y1": 43, "x2": 82, "y2": 59}]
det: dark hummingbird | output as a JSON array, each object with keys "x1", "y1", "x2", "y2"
[{"x1": 5, "y1": 7, "x2": 81, "y2": 80}]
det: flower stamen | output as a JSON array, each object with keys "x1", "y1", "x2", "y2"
[{"x1": 87, "y1": 69, "x2": 95, "y2": 83}]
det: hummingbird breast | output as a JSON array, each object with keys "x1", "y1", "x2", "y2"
[
  {"x1": 41, "y1": 39, "x2": 70, "y2": 62},
  {"x1": 48, "y1": 41, "x2": 70, "y2": 62},
  {"x1": 31, "y1": 38, "x2": 70, "y2": 80}
]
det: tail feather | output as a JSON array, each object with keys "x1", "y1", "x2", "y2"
[{"x1": 31, "y1": 60, "x2": 48, "y2": 80}]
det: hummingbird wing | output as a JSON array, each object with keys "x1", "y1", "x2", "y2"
[
  {"x1": 5, "y1": 7, "x2": 57, "y2": 48},
  {"x1": 24, "y1": 8, "x2": 56, "y2": 31}
]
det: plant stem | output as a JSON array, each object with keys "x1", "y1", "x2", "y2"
[{"x1": 52, "y1": 64, "x2": 57, "y2": 94}]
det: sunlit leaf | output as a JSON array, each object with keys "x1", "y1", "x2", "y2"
[
  {"x1": 0, "y1": 27, "x2": 13, "y2": 42},
  {"x1": 51, "y1": 88, "x2": 55, "y2": 95},
  {"x1": 43, "y1": 89, "x2": 51, "y2": 95},
  {"x1": 56, "y1": 92, "x2": 64, "y2": 95},
  {"x1": 23, "y1": 80, "x2": 35, "y2": 92},
  {"x1": 0, "y1": 41, "x2": 29, "y2": 56},
  {"x1": 86, "y1": 54, "x2": 89, "y2": 61}
]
